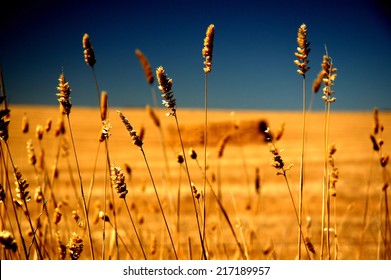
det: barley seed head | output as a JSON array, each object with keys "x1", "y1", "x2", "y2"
[
  {"x1": 67, "y1": 232, "x2": 83, "y2": 260},
  {"x1": 294, "y1": 23, "x2": 311, "y2": 76},
  {"x1": 0, "y1": 108, "x2": 10, "y2": 142},
  {"x1": 202, "y1": 24, "x2": 215, "y2": 74},
  {"x1": 177, "y1": 153, "x2": 184, "y2": 164},
  {"x1": 56, "y1": 70, "x2": 72, "y2": 115},
  {"x1": 14, "y1": 167, "x2": 31, "y2": 202},
  {"x1": 189, "y1": 147, "x2": 197, "y2": 159},
  {"x1": 99, "y1": 211, "x2": 110, "y2": 222},
  {"x1": 0, "y1": 184, "x2": 5, "y2": 203},
  {"x1": 156, "y1": 66, "x2": 176, "y2": 116},
  {"x1": 45, "y1": 118, "x2": 52, "y2": 132},
  {"x1": 27, "y1": 139, "x2": 37, "y2": 166},
  {"x1": 99, "y1": 120, "x2": 112, "y2": 142},
  {"x1": 34, "y1": 185, "x2": 43, "y2": 203},
  {"x1": 373, "y1": 107, "x2": 379, "y2": 135},
  {"x1": 21, "y1": 113, "x2": 29, "y2": 133},
  {"x1": 36, "y1": 124, "x2": 44, "y2": 141},
  {"x1": 217, "y1": 134, "x2": 231, "y2": 158},
  {"x1": 0, "y1": 230, "x2": 18, "y2": 252},
  {"x1": 53, "y1": 204, "x2": 62, "y2": 225},
  {"x1": 117, "y1": 111, "x2": 143, "y2": 147},
  {"x1": 110, "y1": 164, "x2": 128, "y2": 199},
  {"x1": 100, "y1": 91, "x2": 108, "y2": 121},
  {"x1": 321, "y1": 54, "x2": 337, "y2": 101},
  {"x1": 135, "y1": 49, "x2": 154, "y2": 84},
  {"x1": 82, "y1": 33, "x2": 96, "y2": 67}
]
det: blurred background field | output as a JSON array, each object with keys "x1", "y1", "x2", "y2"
[{"x1": 5, "y1": 105, "x2": 390, "y2": 259}]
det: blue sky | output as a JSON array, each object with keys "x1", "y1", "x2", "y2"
[{"x1": 1, "y1": 0, "x2": 390, "y2": 111}]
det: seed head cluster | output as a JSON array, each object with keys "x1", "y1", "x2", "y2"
[
  {"x1": 294, "y1": 23, "x2": 311, "y2": 76},
  {"x1": 67, "y1": 232, "x2": 83, "y2": 260},
  {"x1": 321, "y1": 54, "x2": 337, "y2": 103},
  {"x1": 82, "y1": 33, "x2": 96, "y2": 67},
  {"x1": 156, "y1": 66, "x2": 176, "y2": 116},
  {"x1": 117, "y1": 111, "x2": 143, "y2": 147},
  {"x1": 0, "y1": 230, "x2": 18, "y2": 252},
  {"x1": 202, "y1": 24, "x2": 215, "y2": 74},
  {"x1": 135, "y1": 49, "x2": 154, "y2": 84},
  {"x1": 56, "y1": 71, "x2": 72, "y2": 115},
  {"x1": 110, "y1": 164, "x2": 128, "y2": 199},
  {"x1": 14, "y1": 167, "x2": 31, "y2": 202}
]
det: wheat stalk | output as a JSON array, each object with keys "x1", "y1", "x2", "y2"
[
  {"x1": 56, "y1": 70, "x2": 95, "y2": 260},
  {"x1": 294, "y1": 23, "x2": 311, "y2": 259},
  {"x1": 319, "y1": 49, "x2": 337, "y2": 259},
  {"x1": 156, "y1": 66, "x2": 207, "y2": 259},
  {"x1": 117, "y1": 110, "x2": 178, "y2": 259}
]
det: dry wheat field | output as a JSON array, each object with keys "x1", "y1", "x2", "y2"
[{"x1": 0, "y1": 24, "x2": 390, "y2": 260}]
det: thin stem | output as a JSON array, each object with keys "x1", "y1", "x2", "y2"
[
  {"x1": 104, "y1": 140, "x2": 119, "y2": 260},
  {"x1": 66, "y1": 116, "x2": 95, "y2": 260},
  {"x1": 102, "y1": 147, "x2": 107, "y2": 259},
  {"x1": 192, "y1": 158, "x2": 247, "y2": 259},
  {"x1": 107, "y1": 219, "x2": 134, "y2": 259},
  {"x1": 124, "y1": 199, "x2": 147, "y2": 260},
  {"x1": 281, "y1": 170, "x2": 311, "y2": 260},
  {"x1": 1, "y1": 142, "x2": 28, "y2": 259},
  {"x1": 91, "y1": 67, "x2": 101, "y2": 109},
  {"x1": 203, "y1": 73, "x2": 208, "y2": 250},
  {"x1": 298, "y1": 75, "x2": 307, "y2": 259},
  {"x1": 174, "y1": 114, "x2": 207, "y2": 260},
  {"x1": 321, "y1": 101, "x2": 331, "y2": 259},
  {"x1": 140, "y1": 147, "x2": 178, "y2": 260}
]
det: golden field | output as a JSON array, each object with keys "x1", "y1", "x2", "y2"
[{"x1": 2, "y1": 105, "x2": 391, "y2": 260}]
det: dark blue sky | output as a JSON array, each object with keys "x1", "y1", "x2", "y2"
[{"x1": 1, "y1": 0, "x2": 390, "y2": 110}]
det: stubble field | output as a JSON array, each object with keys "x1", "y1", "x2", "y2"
[{"x1": 2, "y1": 105, "x2": 390, "y2": 260}]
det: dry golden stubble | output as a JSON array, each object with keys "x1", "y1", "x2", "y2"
[
  {"x1": 82, "y1": 33, "x2": 96, "y2": 67},
  {"x1": 202, "y1": 24, "x2": 215, "y2": 74},
  {"x1": 135, "y1": 49, "x2": 154, "y2": 84}
]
